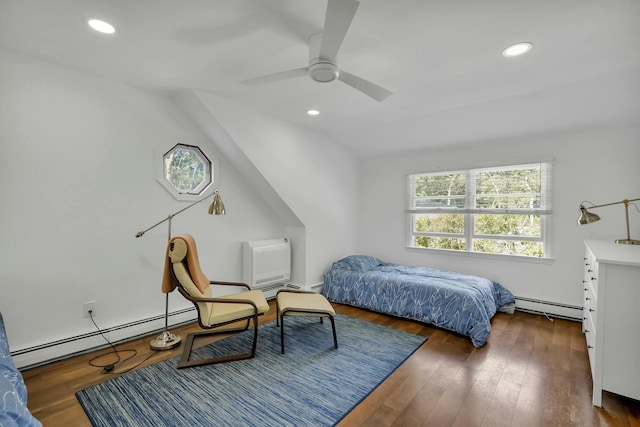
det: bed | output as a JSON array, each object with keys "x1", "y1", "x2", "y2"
[
  {"x1": 1, "y1": 312, "x2": 42, "y2": 426},
  {"x1": 322, "y1": 255, "x2": 515, "y2": 347}
]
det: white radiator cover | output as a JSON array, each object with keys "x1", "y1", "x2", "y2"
[{"x1": 242, "y1": 238, "x2": 291, "y2": 291}]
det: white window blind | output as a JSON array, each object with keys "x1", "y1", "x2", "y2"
[{"x1": 407, "y1": 162, "x2": 553, "y2": 258}]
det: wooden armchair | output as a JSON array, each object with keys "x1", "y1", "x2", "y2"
[{"x1": 166, "y1": 235, "x2": 269, "y2": 369}]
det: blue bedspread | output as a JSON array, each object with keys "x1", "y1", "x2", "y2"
[
  {"x1": 1, "y1": 312, "x2": 42, "y2": 427},
  {"x1": 322, "y1": 256, "x2": 515, "y2": 347}
]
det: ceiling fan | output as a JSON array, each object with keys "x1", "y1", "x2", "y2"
[{"x1": 240, "y1": 0, "x2": 392, "y2": 102}]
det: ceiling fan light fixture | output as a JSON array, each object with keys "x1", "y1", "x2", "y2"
[{"x1": 309, "y1": 62, "x2": 339, "y2": 83}]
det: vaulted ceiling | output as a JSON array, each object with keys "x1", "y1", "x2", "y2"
[{"x1": 1, "y1": 0, "x2": 639, "y2": 157}]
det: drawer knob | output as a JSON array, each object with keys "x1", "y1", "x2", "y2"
[{"x1": 589, "y1": 308, "x2": 595, "y2": 312}]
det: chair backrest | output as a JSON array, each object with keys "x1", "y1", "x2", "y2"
[{"x1": 168, "y1": 238, "x2": 213, "y2": 326}]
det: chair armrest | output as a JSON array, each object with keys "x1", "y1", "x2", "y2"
[{"x1": 209, "y1": 280, "x2": 251, "y2": 290}]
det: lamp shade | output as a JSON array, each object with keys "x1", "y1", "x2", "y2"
[
  {"x1": 577, "y1": 206, "x2": 601, "y2": 225},
  {"x1": 208, "y1": 191, "x2": 226, "y2": 215}
]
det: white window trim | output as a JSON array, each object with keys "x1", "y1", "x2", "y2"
[
  {"x1": 155, "y1": 142, "x2": 219, "y2": 202},
  {"x1": 404, "y1": 244, "x2": 556, "y2": 264},
  {"x1": 406, "y1": 161, "x2": 553, "y2": 259}
]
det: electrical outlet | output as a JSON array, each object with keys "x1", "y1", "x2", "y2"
[{"x1": 84, "y1": 301, "x2": 96, "y2": 318}]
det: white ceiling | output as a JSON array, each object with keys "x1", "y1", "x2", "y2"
[{"x1": 1, "y1": 0, "x2": 639, "y2": 158}]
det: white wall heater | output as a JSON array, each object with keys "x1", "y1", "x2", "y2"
[{"x1": 242, "y1": 238, "x2": 291, "y2": 299}]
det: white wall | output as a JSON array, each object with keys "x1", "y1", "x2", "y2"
[
  {"x1": 359, "y1": 126, "x2": 640, "y2": 315},
  {"x1": 188, "y1": 91, "x2": 361, "y2": 287},
  {"x1": 0, "y1": 48, "x2": 360, "y2": 368},
  {"x1": 0, "y1": 50, "x2": 288, "y2": 367}
]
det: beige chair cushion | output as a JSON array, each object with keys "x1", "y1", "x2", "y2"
[
  {"x1": 208, "y1": 290, "x2": 270, "y2": 325},
  {"x1": 172, "y1": 256, "x2": 269, "y2": 327},
  {"x1": 172, "y1": 262, "x2": 214, "y2": 323},
  {"x1": 278, "y1": 292, "x2": 335, "y2": 317}
]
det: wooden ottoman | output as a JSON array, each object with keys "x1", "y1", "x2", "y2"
[{"x1": 276, "y1": 290, "x2": 338, "y2": 354}]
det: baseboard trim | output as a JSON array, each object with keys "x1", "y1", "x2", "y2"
[
  {"x1": 253, "y1": 283, "x2": 286, "y2": 300},
  {"x1": 515, "y1": 307, "x2": 581, "y2": 322},
  {"x1": 514, "y1": 296, "x2": 582, "y2": 321},
  {"x1": 13, "y1": 295, "x2": 582, "y2": 369},
  {"x1": 12, "y1": 308, "x2": 197, "y2": 370},
  {"x1": 310, "y1": 283, "x2": 323, "y2": 292},
  {"x1": 285, "y1": 283, "x2": 323, "y2": 293}
]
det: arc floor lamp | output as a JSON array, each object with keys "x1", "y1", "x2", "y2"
[
  {"x1": 135, "y1": 190, "x2": 226, "y2": 350},
  {"x1": 577, "y1": 197, "x2": 640, "y2": 245}
]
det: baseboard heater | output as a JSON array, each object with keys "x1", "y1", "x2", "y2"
[
  {"x1": 258, "y1": 282, "x2": 286, "y2": 294},
  {"x1": 514, "y1": 296, "x2": 582, "y2": 321},
  {"x1": 285, "y1": 283, "x2": 323, "y2": 292},
  {"x1": 11, "y1": 307, "x2": 197, "y2": 370}
]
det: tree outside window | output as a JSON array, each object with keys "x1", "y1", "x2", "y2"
[
  {"x1": 408, "y1": 163, "x2": 552, "y2": 258},
  {"x1": 162, "y1": 144, "x2": 212, "y2": 195}
]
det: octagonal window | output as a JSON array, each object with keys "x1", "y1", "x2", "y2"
[{"x1": 162, "y1": 144, "x2": 212, "y2": 195}]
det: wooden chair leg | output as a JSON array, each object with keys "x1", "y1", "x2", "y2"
[{"x1": 177, "y1": 315, "x2": 259, "y2": 369}]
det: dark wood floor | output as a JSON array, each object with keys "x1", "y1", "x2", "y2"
[{"x1": 22, "y1": 300, "x2": 640, "y2": 426}]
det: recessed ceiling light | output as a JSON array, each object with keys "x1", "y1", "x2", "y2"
[
  {"x1": 502, "y1": 42, "x2": 532, "y2": 58},
  {"x1": 88, "y1": 19, "x2": 116, "y2": 34},
  {"x1": 307, "y1": 109, "x2": 320, "y2": 116}
]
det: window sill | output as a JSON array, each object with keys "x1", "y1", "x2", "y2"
[{"x1": 405, "y1": 246, "x2": 555, "y2": 265}]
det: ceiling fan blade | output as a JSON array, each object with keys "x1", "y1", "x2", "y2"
[
  {"x1": 319, "y1": 0, "x2": 360, "y2": 61},
  {"x1": 240, "y1": 67, "x2": 309, "y2": 85},
  {"x1": 338, "y1": 70, "x2": 393, "y2": 102}
]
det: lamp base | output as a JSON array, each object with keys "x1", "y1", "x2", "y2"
[
  {"x1": 615, "y1": 238, "x2": 640, "y2": 245},
  {"x1": 150, "y1": 331, "x2": 182, "y2": 351}
]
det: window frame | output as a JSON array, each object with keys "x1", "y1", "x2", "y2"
[
  {"x1": 157, "y1": 143, "x2": 218, "y2": 201},
  {"x1": 407, "y1": 162, "x2": 552, "y2": 259}
]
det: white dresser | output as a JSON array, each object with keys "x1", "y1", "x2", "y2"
[{"x1": 582, "y1": 240, "x2": 640, "y2": 406}]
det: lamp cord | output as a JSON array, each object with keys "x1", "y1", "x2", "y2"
[{"x1": 87, "y1": 311, "x2": 156, "y2": 375}]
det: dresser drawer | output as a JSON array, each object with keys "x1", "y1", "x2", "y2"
[
  {"x1": 583, "y1": 286, "x2": 597, "y2": 328},
  {"x1": 584, "y1": 324, "x2": 596, "y2": 378},
  {"x1": 584, "y1": 259, "x2": 598, "y2": 294}
]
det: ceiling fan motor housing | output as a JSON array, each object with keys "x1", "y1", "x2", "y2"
[
  {"x1": 241, "y1": 1, "x2": 391, "y2": 100},
  {"x1": 309, "y1": 61, "x2": 339, "y2": 83}
]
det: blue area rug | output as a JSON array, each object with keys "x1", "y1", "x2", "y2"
[{"x1": 76, "y1": 314, "x2": 427, "y2": 427}]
